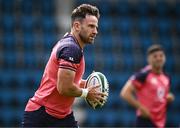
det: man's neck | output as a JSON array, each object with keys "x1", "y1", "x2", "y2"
[
  {"x1": 70, "y1": 31, "x2": 84, "y2": 49},
  {"x1": 151, "y1": 67, "x2": 163, "y2": 74}
]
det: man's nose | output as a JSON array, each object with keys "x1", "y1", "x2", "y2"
[
  {"x1": 156, "y1": 56, "x2": 163, "y2": 61},
  {"x1": 93, "y1": 28, "x2": 98, "y2": 35}
]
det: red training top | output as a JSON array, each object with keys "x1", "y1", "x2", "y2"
[
  {"x1": 130, "y1": 65, "x2": 170, "y2": 128},
  {"x1": 25, "y1": 33, "x2": 85, "y2": 119}
]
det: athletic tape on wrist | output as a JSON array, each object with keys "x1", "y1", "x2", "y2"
[{"x1": 80, "y1": 89, "x2": 88, "y2": 98}]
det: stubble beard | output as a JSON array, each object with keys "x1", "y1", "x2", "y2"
[
  {"x1": 79, "y1": 32, "x2": 93, "y2": 44},
  {"x1": 152, "y1": 62, "x2": 164, "y2": 72}
]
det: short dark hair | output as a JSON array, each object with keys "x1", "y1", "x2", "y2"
[
  {"x1": 71, "y1": 4, "x2": 100, "y2": 24},
  {"x1": 147, "y1": 44, "x2": 165, "y2": 55}
]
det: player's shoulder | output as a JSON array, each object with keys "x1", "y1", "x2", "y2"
[
  {"x1": 163, "y1": 71, "x2": 171, "y2": 80},
  {"x1": 137, "y1": 65, "x2": 151, "y2": 76},
  {"x1": 55, "y1": 33, "x2": 83, "y2": 55},
  {"x1": 59, "y1": 33, "x2": 81, "y2": 51},
  {"x1": 55, "y1": 33, "x2": 83, "y2": 63},
  {"x1": 131, "y1": 65, "x2": 151, "y2": 82}
]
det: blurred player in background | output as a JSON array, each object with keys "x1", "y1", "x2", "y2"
[
  {"x1": 22, "y1": 4, "x2": 107, "y2": 127},
  {"x1": 120, "y1": 44, "x2": 175, "y2": 127}
]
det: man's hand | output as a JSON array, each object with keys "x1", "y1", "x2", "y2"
[
  {"x1": 79, "y1": 79, "x2": 86, "y2": 88},
  {"x1": 120, "y1": 80, "x2": 150, "y2": 118},
  {"x1": 86, "y1": 85, "x2": 108, "y2": 105},
  {"x1": 166, "y1": 92, "x2": 175, "y2": 103},
  {"x1": 139, "y1": 105, "x2": 151, "y2": 118}
]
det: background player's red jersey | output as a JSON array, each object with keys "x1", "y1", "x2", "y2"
[{"x1": 130, "y1": 66, "x2": 170, "y2": 127}]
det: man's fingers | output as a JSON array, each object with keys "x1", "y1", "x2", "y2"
[
  {"x1": 102, "y1": 92, "x2": 108, "y2": 97},
  {"x1": 98, "y1": 96, "x2": 107, "y2": 102},
  {"x1": 94, "y1": 96, "x2": 107, "y2": 106},
  {"x1": 96, "y1": 92, "x2": 108, "y2": 97},
  {"x1": 94, "y1": 99, "x2": 102, "y2": 105},
  {"x1": 95, "y1": 94, "x2": 107, "y2": 102}
]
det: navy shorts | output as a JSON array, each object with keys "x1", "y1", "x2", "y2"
[
  {"x1": 135, "y1": 116, "x2": 155, "y2": 127},
  {"x1": 22, "y1": 106, "x2": 78, "y2": 127}
]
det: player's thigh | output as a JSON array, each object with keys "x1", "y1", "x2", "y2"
[
  {"x1": 46, "y1": 112, "x2": 78, "y2": 127},
  {"x1": 22, "y1": 107, "x2": 47, "y2": 127}
]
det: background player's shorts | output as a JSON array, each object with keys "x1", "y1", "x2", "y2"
[{"x1": 22, "y1": 106, "x2": 78, "y2": 127}]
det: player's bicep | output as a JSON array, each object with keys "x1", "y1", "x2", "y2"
[
  {"x1": 121, "y1": 80, "x2": 136, "y2": 97},
  {"x1": 57, "y1": 68, "x2": 75, "y2": 94}
]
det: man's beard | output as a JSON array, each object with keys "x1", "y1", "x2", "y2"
[
  {"x1": 153, "y1": 62, "x2": 164, "y2": 70},
  {"x1": 79, "y1": 32, "x2": 93, "y2": 44}
]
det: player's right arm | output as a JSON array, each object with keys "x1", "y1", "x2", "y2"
[
  {"x1": 57, "y1": 68, "x2": 106, "y2": 104},
  {"x1": 120, "y1": 80, "x2": 150, "y2": 118},
  {"x1": 56, "y1": 44, "x2": 106, "y2": 103},
  {"x1": 57, "y1": 68, "x2": 82, "y2": 97}
]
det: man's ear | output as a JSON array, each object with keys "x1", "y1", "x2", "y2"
[
  {"x1": 73, "y1": 21, "x2": 81, "y2": 32},
  {"x1": 147, "y1": 55, "x2": 151, "y2": 64}
]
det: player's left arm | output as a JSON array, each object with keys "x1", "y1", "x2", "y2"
[
  {"x1": 166, "y1": 77, "x2": 175, "y2": 103},
  {"x1": 79, "y1": 79, "x2": 86, "y2": 88},
  {"x1": 79, "y1": 71, "x2": 95, "y2": 88}
]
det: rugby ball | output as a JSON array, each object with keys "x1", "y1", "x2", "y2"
[{"x1": 84, "y1": 72, "x2": 109, "y2": 109}]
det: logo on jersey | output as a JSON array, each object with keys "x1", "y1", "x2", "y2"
[
  {"x1": 69, "y1": 57, "x2": 74, "y2": 61},
  {"x1": 157, "y1": 87, "x2": 165, "y2": 102}
]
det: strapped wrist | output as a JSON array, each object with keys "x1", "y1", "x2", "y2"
[{"x1": 80, "y1": 88, "x2": 88, "y2": 98}]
